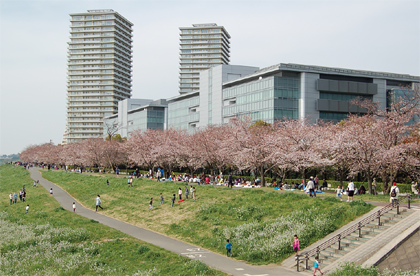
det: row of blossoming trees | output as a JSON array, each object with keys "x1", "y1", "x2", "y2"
[{"x1": 20, "y1": 96, "x2": 420, "y2": 194}]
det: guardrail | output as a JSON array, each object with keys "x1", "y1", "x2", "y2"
[{"x1": 296, "y1": 195, "x2": 412, "y2": 271}]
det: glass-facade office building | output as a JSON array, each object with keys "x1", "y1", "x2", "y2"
[
  {"x1": 223, "y1": 75, "x2": 300, "y2": 123},
  {"x1": 103, "y1": 99, "x2": 167, "y2": 138},
  {"x1": 167, "y1": 92, "x2": 200, "y2": 130},
  {"x1": 109, "y1": 63, "x2": 419, "y2": 134}
]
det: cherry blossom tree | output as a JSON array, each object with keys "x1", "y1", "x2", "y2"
[
  {"x1": 273, "y1": 118, "x2": 330, "y2": 185},
  {"x1": 125, "y1": 129, "x2": 159, "y2": 172},
  {"x1": 226, "y1": 117, "x2": 277, "y2": 186}
]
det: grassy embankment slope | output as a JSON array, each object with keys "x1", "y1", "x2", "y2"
[
  {"x1": 0, "y1": 165, "x2": 225, "y2": 276},
  {"x1": 42, "y1": 170, "x2": 374, "y2": 264}
]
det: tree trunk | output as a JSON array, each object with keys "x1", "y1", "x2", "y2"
[
  {"x1": 367, "y1": 175, "x2": 372, "y2": 195},
  {"x1": 302, "y1": 169, "x2": 306, "y2": 185},
  {"x1": 260, "y1": 166, "x2": 265, "y2": 187},
  {"x1": 339, "y1": 170, "x2": 344, "y2": 187},
  {"x1": 382, "y1": 173, "x2": 389, "y2": 194}
]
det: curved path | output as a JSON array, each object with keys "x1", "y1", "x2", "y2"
[{"x1": 29, "y1": 168, "x2": 299, "y2": 276}]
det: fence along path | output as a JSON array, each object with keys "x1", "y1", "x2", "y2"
[{"x1": 293, "y1": 195, "x2": 414, "y2": 272}]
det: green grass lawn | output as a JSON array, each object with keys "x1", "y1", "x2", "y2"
[
  {"x1": 0, "y1": 165, "x2": 225, "y2": 276},
  {"x1": 42, "y1": 170, "x2": 375, "y2": 264}
]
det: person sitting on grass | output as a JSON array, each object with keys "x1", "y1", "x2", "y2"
[{"x1": 359, "y1": 185, "x2": 366, "y2": 195}]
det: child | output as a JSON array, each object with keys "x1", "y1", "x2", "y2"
[
  {"x1": 149, "y1": 198, "x2": 153, "y2": 212},
  {"x1": 73, "y1": 202, "x2": 76, "y2": 212},
  {"x1": 185, "y1": 186, "x2": 189, "y2": 199},
  {"x1": 49, "y1": 188, "x2": 53, "y2": 196},
  {"x1": 225, "y1": 239, "x2": 233, "y2": 257},
  {"x1": 172, "y1": 194, "x2": 175, "y2": 207},
  {"x1": 293, "y1": 235, "x2": 300, "y2": 257},
  {"x1": 26, "y1": 204, "x2": 29, "y2": 214},
  {"x1": 36, "y1": 180, "x2": 39, "y2": 187},
  {"x1": 107, "y1": 179, "x2": 109, "y2": 186},
  {"x1": 160, "y1": 193, "x2": 164, "y2": 205},
  {"x1": 336, "y1": 185, "x2": 342, "y2": 201},
  {"x1": 313, "y1": 257, "x2": 324, "y2": 275},
  {"x1": 178, "y1": 188, "x2": 182, "y2": 200},
  {"x1": 190, "y1": 186, "x2": 194, "y2": 201},
  {"x1": 33, "y1": 181, "x2": 36, "y2": 187}
]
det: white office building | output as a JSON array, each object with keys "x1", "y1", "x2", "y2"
[
  {"x1": 179, "y1": 23, "x2": 230, "y2": 94},
  {"x1": 63, "y1": 9, "x2": 133, "y2": 144},
  {"x1": 167, "y1": 63, "x2": 420, "y2": 130}
]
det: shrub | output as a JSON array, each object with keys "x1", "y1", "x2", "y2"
[
  {"x1": 137, "y1": 245, "x2": 150, "y2": 254},
  {"x1": 54, "y1": 206, "x2": 66, "y2": 212}
]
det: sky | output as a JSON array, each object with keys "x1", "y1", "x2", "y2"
[{"x1": 0, "y1": 0, "x2": 419, "y2": 155}]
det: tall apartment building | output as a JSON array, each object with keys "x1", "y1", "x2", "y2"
[
  {"x1": 63, "y1": 9, "x2": 133, "y2": 144},
  {"x1": 179, "y1": 23, "x2": 230, "y2": 94}
]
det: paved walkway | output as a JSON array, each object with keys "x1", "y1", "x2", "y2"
[{"x1": 29, "y1": 168, "x2": 298, "y2": 276}]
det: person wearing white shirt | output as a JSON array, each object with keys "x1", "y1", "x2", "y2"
[
  {"x1": 95, "y1": 195, "x2": 103, "y2": 212},
  {"x1": 347, "y1": 181, "x2": 355, "y2": 202},
  {"x1": 390, "y1": 182, "x2": 400, "y2": 207}
]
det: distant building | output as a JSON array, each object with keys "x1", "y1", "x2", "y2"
[
  {"x1": 167, "y1": 63, "x2": 420, "y2": 130},
  {"x1": 103, "y1": 98, "x2": 168, "y2": 138},
  {"x1": 178, "y1": 23, "x2": 230, "y2": 94},
  {"x1": 63, "y1": 10, "x2": 133, "y2": 144}
]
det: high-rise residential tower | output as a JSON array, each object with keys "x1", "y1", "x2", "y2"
[
  {"x1": 63, "y1": 9, "x2": 133, "y2": 144},
  {"x1": 178, "y1": 24, "x2": 230, "y2": 94}
]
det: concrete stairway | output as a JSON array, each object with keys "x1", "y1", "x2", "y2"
[{"x1": 291, "y1": 208, "x2": 415, "y2": 272}]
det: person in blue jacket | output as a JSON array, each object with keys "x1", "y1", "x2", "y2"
[{"x1": 225, "y1": 239, "x2": 232, "y2": 257}]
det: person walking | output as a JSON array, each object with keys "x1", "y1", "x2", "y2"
[
  {"x1": 228, "y1": 173, "x2": 233, "y2": 188},
  {"x1": 314, "y1": 176, "x2": 319, "y2": 191},
  {"x1": 149, "y1": 198, "x2": 153, "y2": 212},
  {"x1": 347, "y1": 181, "x2": 355, "y2": 202},
  {"x1": 22, "y1": 191, "x2": 26, "y2": 202},
  {"x1": 225, "y1": 239, "x2": 233, "y2": 257},
  {"x1": 336, "y1": 185, "x2": 343, "y2": 201},
  {"x1": 390, "y1": 182, "x2": 400, "y2": 207},
  {"x1": 372, "y1": 178, "x2": 377, "y2": 195},
  {"x1": 313, "y1": 257, "x2": 324, "y2": 275},
  {"x1": 95, "y1": 195, "x2": 103, "y2": 212},
  {"x1": 9, "y1": 193, "x2": 13, "y2": 205},
  {"x1": 190, "y1": 186, "x2": 193, "y2": 201},
  {"x1": 25, "y1": 204, "x2": 29, "y2": 214},
  {"x1": 307, "y1": 177, "x2": 315, "y2": 197},
  {"x1": 157, "y1": 169, "x2": 161, "y2": 182},
  {"x1": 49, "y1": 188, "x2": 53, "y2": 196},
  {"x1": 178, "y1": 188, "x2": 182, "y2": 200},
  {"x1": 171, "y1": 194, "x2": 176, "y2": 207},
  {"x1": 73, "y1": 202, "x2": 76, "y2": 212},
  {"x1": 293, "y1": 235, "x2": 300, "y2": 258},
  {"x1": 160, "y1": 193, "x2": 164, "y2": 205}
]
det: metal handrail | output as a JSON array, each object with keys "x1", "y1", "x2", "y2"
[{"x1": 295, "y1": 195, "x2": 411, "y2": 271}]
